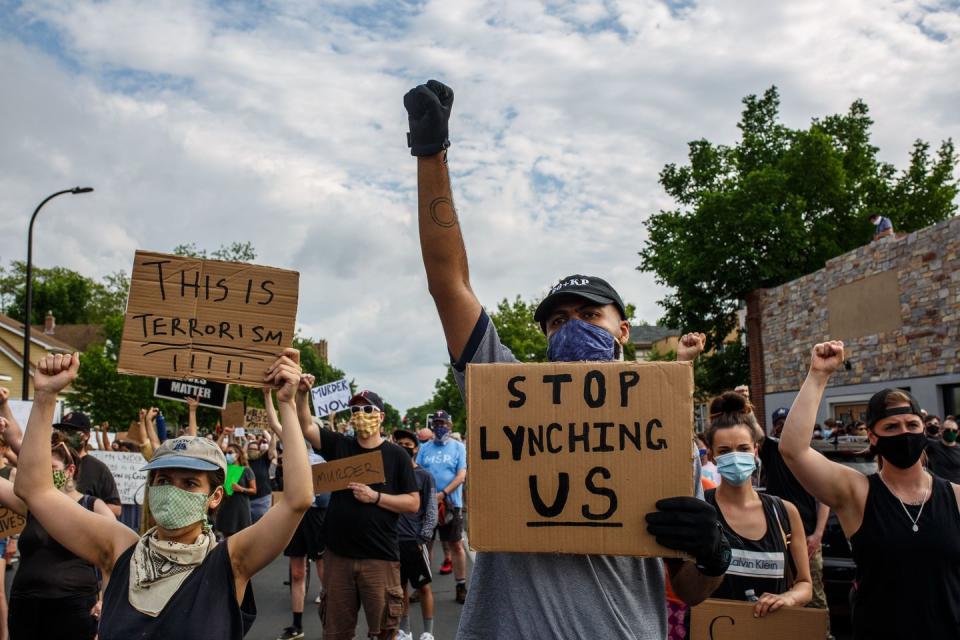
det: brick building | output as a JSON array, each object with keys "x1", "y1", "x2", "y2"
[{"x1": 747, "y1": 216, "x2": 960, "y2": 430}]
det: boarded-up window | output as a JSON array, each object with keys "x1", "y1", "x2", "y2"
[{"x1": 827, "y1": 271, "x2": 902, "y2": 340}]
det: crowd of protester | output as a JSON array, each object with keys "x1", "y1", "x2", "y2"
[{"x1": 0, "y1": 78, "x2": 952, "y2": 640}]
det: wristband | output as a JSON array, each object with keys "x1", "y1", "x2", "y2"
[{"x1": 375, "y1": 492, "x2": 381, "y2": 505}]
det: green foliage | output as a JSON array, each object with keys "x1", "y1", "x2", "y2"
[
  {"x1": 639, "y1": 87, "x2": 957, "y2": 390},
  {"x1": 404, "y1": 365, "x2": 465, "y2": 433},
  {"x1": 490, "y1": 296, "x2": 548, "y2": 362},
  {"x1": 1, "y1": 262, "x2": 128, "y2": 324},
  {"x1": 172, "y1": 241, "x2": 257, "y2": 262}
]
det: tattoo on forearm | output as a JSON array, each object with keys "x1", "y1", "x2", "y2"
[{"x1": 429, "y1": 197, "x2": 458, "y2": 228}]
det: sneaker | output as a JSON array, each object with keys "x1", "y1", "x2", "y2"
[
  {"x1": 408, "y1": 589, "x2": 421, "y2": 603},
  {"x1": 419, "y1": 634, "x2": 435, "y2": 640},
  {"x1": 396, "y1": 631, "x2": 413, "y2": 640},
  {"x1": 277, "y1": 627, "x2": 304, "y2": 640},
  {"x1": 439, "y1": 559, "x2": 453, "y2": 575},
  {"x1": 314, "y1": 594, "x2": 321, "y2": 604},
  {"x1": 456, "y1": 582, "x2": 468, "y2": 604}
]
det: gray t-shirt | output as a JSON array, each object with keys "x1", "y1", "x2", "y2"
[{"x1": 452, "y1": 311, "x2": 703, "y2": 640}]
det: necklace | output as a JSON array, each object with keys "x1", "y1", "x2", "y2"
[{"x1": 881, "y1": 473, "x2": 929, "y2": 533}]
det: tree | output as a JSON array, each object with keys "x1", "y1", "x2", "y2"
[
  {"x1": 639, "y1": 87, "x2": 957, "y2": 388},
  {"x1": 172, "y1": 241, "x2": 257, "y2": 262},
  {"x1": 2, "y1": 262, "x2": 128, "y2": 324}
]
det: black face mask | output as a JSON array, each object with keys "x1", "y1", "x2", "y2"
[
  {"x1": 403, "y1": 446, "x2": 416, "y2": 459},
  {"x1": 873, "y1": 432, "x2": 928, "y2": 469},
  {"x1": 926, "y1": 425, "x2": 941, "y2": 437}
]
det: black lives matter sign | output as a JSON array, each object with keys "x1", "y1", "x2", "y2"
[
  {"x1": 118, "y1": 251, "x2": 299, "y2": 387},
  {"x1": 154, "y1": 377, "x2": 229, "y2": 409},
  {"x1": 466, "y1": 361, "x2": 693, "y2": 557}
]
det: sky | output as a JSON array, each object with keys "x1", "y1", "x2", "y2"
[{"x1": 0, "y1": 0, "x2": 957, "y2": 412}]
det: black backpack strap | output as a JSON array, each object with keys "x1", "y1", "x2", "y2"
[{"x1": 79, "y1": 494, "x2": 97, "y2": 512}]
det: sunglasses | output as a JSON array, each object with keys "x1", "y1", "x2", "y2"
[{"x1": 350, "y1": 405, "x2": 380, "y2": 415}]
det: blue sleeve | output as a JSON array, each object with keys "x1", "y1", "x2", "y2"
[
  {"x1": 879, "y1": 217, "x2": 893, "y2": 231},
  {"x1": 156, "y1": 414, "x2": 168, "y2": 442},
  {"x1": 456, "y1": 442, "x2": 467, "y2": 472}
]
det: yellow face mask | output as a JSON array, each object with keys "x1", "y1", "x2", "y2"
[{"x1": 350, "y1": 412, "x2": 381, "y2": 438}]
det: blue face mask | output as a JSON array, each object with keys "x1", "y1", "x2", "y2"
[
  {"x1": 715, "y1": 451, "x2": 757, "y2": 486},
  {"x1": 433, "y1": 425, "x2": 450, "y2": 442},
  {"x1": 547, "y1": 319, "x2": 616, "y2": 362}
]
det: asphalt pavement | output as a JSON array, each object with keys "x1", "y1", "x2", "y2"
[{"x1": 247, "y1": 543, "x2": 472, "y2": 640}]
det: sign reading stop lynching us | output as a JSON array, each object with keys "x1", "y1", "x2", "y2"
[
  {"x1": 311, "y1": 378, "x2": 351, "y2": 416},
  {"x1": 154, "y1": 377, "x2": 229, "y2": 409},
  {"x1": 690, "y1": 599, "x2": 828, "y2": 640},
  {"x1": 117, "y1": 250, "x2": 299, "y2": 387},
  {"x1": 466, "y1": 360, "x2": 695, "y2": 557}
]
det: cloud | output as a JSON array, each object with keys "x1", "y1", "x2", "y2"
[{"x1": 0, "y1": 0, "x2": 957, "y2": 410}]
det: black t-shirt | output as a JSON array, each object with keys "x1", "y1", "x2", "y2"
[
  {"x1": 216, "y1": 467, "x2": 255, "y2": 535},
  {"x1": 248, "y1": 456, "x2": 272, "y2": 499},
  {"x1": 99, "y1": 541, "x2": 256, "y2": 640},
  {"x1": 759, "y1": 438, "x2": 817, "y2": 536},
  {"x1": 319, "y1": 430, "x2": 418, "y2": 561},
  {"x1": 926, "y1": 440, "x2": 960, "y2": 484},
  {"x1": 76, "y1": 454, "x2": 121, "y2": 506},
  {"x1": 11, "y1": 495, "x2": 99, "y2": 599}
]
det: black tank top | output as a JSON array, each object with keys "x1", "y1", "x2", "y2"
[
  {"x1": 850, "y1": 473, "x2": 960, "y2": 639},
  {"x1": 98, "y1": 541, "x2": 256, "y2": 640},
  {"x1": 706, "y1": 489, "x2": 791, "y2": 601}
]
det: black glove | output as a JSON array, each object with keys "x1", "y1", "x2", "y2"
[
  {"x1": 645, "y1": 496, "x2": 731, "y2": 577},
  {"x1": 403, "y1": 79, "x2": 453, "y2": 156}
]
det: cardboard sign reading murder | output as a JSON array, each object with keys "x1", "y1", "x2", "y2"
[
  {"x1": 312, "y1": 451, "x2": 385, "y2": 494},
  {"x1": 154, "y1": 377, "x2": 229, "y2": 409},
  {"x1": 466, "y1": 361, "x2": 694, "y2": 557},
  {"x1": 0, "y1": 506, "x2": 26, "y2": 538},
  {"x1": 118, "y1": 250, "x2": 299, "y2": 387},
  {"x1": 690, "y1": 599, "x2": 828, "y2": 640},
  {"x1": 221, "y1": 401, "x2": 245, "y2": 429}
]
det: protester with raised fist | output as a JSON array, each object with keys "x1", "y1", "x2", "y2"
[
  {"x1": 300, "y1": 390, "x2": 419, "y2": 640},
  {"x1": 13, "y1": 350, "x2": 314, "y2": 639},
  {"x1": 0, "y1": 435, "x2": 113, "y2": 639},
  {"x1": 704, "y1": 392, "x2": 812, "y2": 616},
  {"x1": 406, "y1": 79, "x2": 730, "y2": 638},
  {"x1": 780, "y1": 341, "x2": 960, "y2": 639}
]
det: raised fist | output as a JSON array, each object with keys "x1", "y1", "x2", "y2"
[
  {"x1": 677, "y1": 332, "x2": 707, "y2": 362},
  {"x1": 298, "y1": 373, "x2": 316, "y2": 394},
  {"x1": 810, "y1": 341, "x2": 845, "y2": 377},
  {"x1": 404, "y1": 79, "x2": 453, "y2": 157},
  {"x1": 34, "y1": 353, "x2": 80, "y2": 395}
]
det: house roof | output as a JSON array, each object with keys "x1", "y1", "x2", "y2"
[
  {"x1": 53, "y1": 324, "x2": 104, "y2": 352},
  {"x1": 0, "y1": 313, "x2": 76, "y2": 354},
  {"x1": 629, "y1": 325, "x2": 681, "y2": 346}
]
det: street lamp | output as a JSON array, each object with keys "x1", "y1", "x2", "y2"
[{"x1": 22, "y1": 187, "x2": 94, "y2": 400}]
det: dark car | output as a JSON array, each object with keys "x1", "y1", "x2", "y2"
[{"x1": 811, "y1": 437, "x2": 877, "y2": 628}]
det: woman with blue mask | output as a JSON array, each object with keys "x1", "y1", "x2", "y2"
[
  {"x1": 704, "y1": 391, "x2": 813, "y2": 617},
  {"x1": 215, "y1": 442, "x2": 257, "y2": 539}
]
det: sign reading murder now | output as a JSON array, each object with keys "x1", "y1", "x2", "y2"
[
  {"x1": 154, "y1": 377, "x2": 229, "y2": 410},
  {"x1": 89, "y1": 451, "x2": 149, "y2": 505},
  {"x1": 311, "y1": 378, "x2": 351, "y2": 416},
  {"x1": 690, "y1": 599, "x2": 828, "y2": 640},
  {"x1": 0, "y1": 506, "x2": 26, "y2": 538},
  {"x1": 118, "y1": 250, "x2": 299, "y2": 387},
  {"x1": 312, "y1": 451, "x2": 385, "y2": 493},
  {"x1": 466, "y1": 361, "x2": 694, "y2": 557}
]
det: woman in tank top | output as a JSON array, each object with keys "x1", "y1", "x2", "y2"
[
  {"x1": 13, "y1": 350, "x2": 315, "y2": 640},
  {"x1": 0, "y1": 438, "x2": 114, "y2": 639},
  {"x1": 780, "y1": 341, "x2": 960, "y2": 639},
  {"x1": 703, "y1": 392, "x2": 812, "y2": 616}
]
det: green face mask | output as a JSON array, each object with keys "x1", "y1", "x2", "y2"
[
  {"x1": 944, "y1": 430, "x2": 958, "y2": 444},
  {"x1": 148, "y1": 485, "x2": 210, "y2": 531},
  {"x1": 52, "y1": 469, "x2": 67, "y2": 490}
]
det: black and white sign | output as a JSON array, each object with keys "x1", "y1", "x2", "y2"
[
  {"x1": 311, "y1": 378, "x2": 351, "y2": 416},
  {"x1": 154, "y1": 377, "x2": 229, "y2": 409}
]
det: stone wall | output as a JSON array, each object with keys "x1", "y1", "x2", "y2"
[{"x1": 758, "y1": 216, "x2": 960, "y2": 395}]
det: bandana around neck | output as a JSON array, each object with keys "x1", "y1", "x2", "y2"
[{"x1": 128, "y1": 526, "x2": 217, "y2": 617}]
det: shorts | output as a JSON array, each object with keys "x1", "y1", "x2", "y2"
[
  {"x1": 399, "y1": 540, "x2": 432, "y2": 589},
  {"x1": 0, "y1": 538, "x2": 8, "y2": 558},
  {"x1": 320, "y1": 550, "x2": 404, "y2": 639},
  {"x1": 436, "y1": 506, "x2": 463, "y2": 542},
  {"x1": 284, "y1": 507, "x2": 326, "y2": 559}
]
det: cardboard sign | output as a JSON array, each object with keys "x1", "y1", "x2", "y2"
[
  {"x1": 89, "y1": 451, "x2": 149, "y2": 505},
  {"x1": 118, "y1": 250, "x2": 299, "y2": 386},
  {"x1": 244, "y1": 407, "x2": 270, "y2": 433},
  {"x1": 221, "y1": 401, "x2": 245, "y2": 429},
  {"x1": 690, "y1": 599, "x2": 829, "y2": 640},
  {"x1": 0, "y1": 506, "x2": 26, "y2": 538},
  {"x1": 154, "y1": 377, "x2": 229, "y2": 409},
  {"x1": 466, "y1": 361, "x2": 694, "y2": 557},
  {"x1": 311, "y1": 378, "x2": 352, "y2": 416},
  {"x1": 312, "y1": 451, "x2": 385, "y2": 493}
]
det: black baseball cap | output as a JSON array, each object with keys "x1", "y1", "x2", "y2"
[
  {"x1": 349, "y1": 390, "x2": 385, "y2": 412},
  {"x1": 865, "y1": 388, "x2": 922, "y2": 428},
  {"x1": 392, "y1": 428, "x2": 418, "y2": 443},
  {"x1": 54, "y1": 411, "x2": 92, "y2": 432},
  {"x1": 534, "y1": 275, "x2": 627, "y2": 330}
]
